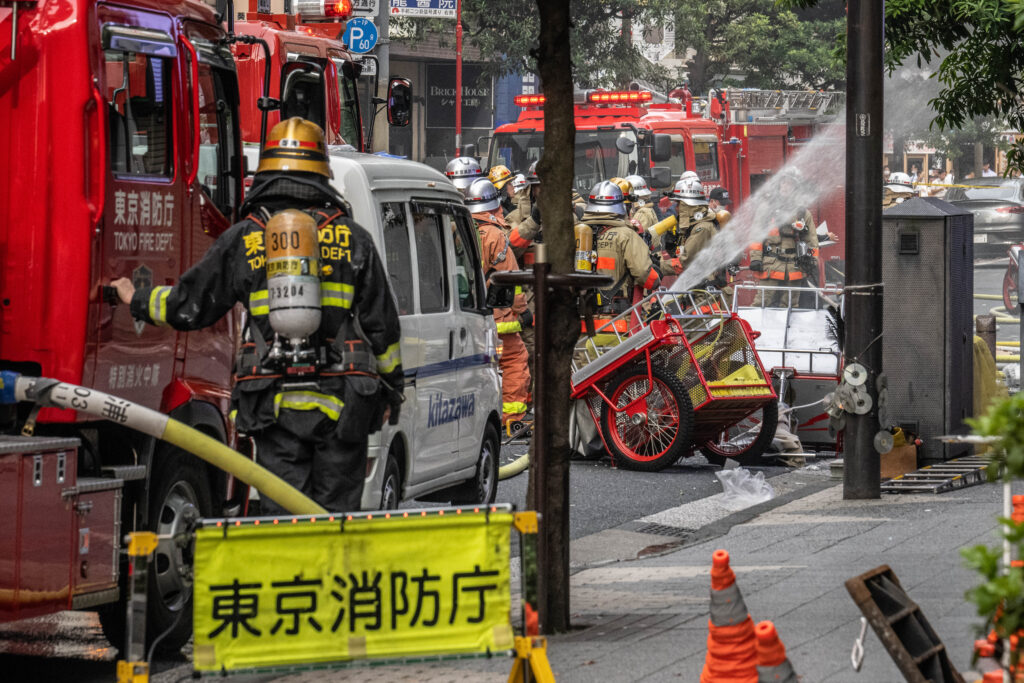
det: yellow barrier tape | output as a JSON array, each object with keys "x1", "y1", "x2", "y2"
[{"x1": 193, "y1": 511, "x2": 515, "y2": 673}]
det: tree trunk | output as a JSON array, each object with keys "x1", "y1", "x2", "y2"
[
  {"x1": 689, "y1": 50, "x2": 707, "y2": 94},
  {"x1": 974, "y1": 141, "x2": 984, "y2": 178},
  {"x1": 530, "y1": 0, "x2": 575, "y2": 634}
]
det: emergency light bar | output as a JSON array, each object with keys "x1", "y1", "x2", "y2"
[
  {"x1": 514, "y1": 94, "x2": 546, "y2": 107},
  {"x1": 588, "y1": 90, "x2": 652, "y2": 104},
  {"x1": 295, "y1": 0, "x2": 353, "y2": 19},
  {"x1": 515, "y1": 90, "x2": 653, "y2": 108}
]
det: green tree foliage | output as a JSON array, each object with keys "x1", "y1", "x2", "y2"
[
  {"x1": 391, "y1": 1, "x2": 675, "y2": 88},
  {"x1": 963, "y1": 393, "x2": 1024, "y2": 665},
  {"x1": 672, "y1": 0, "x2": 844, "y2": 93}
]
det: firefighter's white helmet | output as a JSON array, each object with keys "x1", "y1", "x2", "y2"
[
  {"x1": 670, "y1": 177, "x2": 708, "y2": 206},
  {"x1": 445, "y1": 156, "x2": 484, "y2": 191},
  {"x1": 680, "y1": 170, "x2": 700, "y2": 183},
  {"x1": 625, "y1": 174, "x2": 652, "y2": 199},
  {"x1": 886, "y1": 171, "x2": 915, "y2": 193},
  {"x1": 585, "y1": 180, "x2": 627, "y2": 216},
  {"x1": 510, "y1": 173, "x2": 528, "y2": 194},
  {"x1": 464, "y1": 178, "x2": 501, "y2": 213}
]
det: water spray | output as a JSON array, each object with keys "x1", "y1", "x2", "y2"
[{"x1": 670, "y1": 116, "x2": 847, "y2": 293}]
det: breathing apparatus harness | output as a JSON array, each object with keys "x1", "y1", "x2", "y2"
[{"x1": 235, "y1": 207, "x2": 378, "y2": 384}]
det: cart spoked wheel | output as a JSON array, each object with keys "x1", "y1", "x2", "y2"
[
  {"x1": 601, "y1": 363, "x2": 694, "y2": 472},
  {"x1": 1004, "y1": 264, "x2": 1019, "y2": 312},
  {"x1": 701, "y1": 399, "x2": 779, "y2": 467}
]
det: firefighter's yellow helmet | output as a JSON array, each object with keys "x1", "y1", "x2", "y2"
[
  {"x1": 257, "y1": 117, "x2": 332, "y2": 178},
  {"x1": 611, "y1": 177, "x2": 633, "y2": 202},
  {"x1": 488, "y1": 164, "x2": 514, "y2": 190}
]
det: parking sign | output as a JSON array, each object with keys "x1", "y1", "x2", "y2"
[{"x1": 343, "y1": 17, "x2": 378, "y2": 54}]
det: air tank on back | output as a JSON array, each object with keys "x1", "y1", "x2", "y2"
[{"x1": 265, "y1": 209, "x2": 321, "y2": 346}]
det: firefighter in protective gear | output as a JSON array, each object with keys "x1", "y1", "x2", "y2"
[
  {"x1": 584, "y1": 181, "x2": 661, "y2": 329},
  {"x1": 883, "y1": 171, "x2": 915, "y2": 209},
  {"x1": 467, "y1": 178, "x2": 531, "y2": 424},
  {"x1": 445, "y1": 156, "x2": 484, "y2": 193},
  {"x1": 505, "y1": 160, "x2": 542, "y2": 260},
  {"x1": 749, "y1": 207, "x2": 820, "y2": 306},
  {"x1": 625, "y1": 174, "x2": 659, "y2": 230},
  {"x1": 111, "y1": 118, "x2": 403, "y2": 514},
  {"x1": 660, "y1": 178, "x2": 717, "y2": 280},
  {"x1": 488, "y1": 164, "x2": 517, "y2": 213}
]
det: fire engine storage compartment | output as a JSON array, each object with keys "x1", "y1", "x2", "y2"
[
  {"x1": 0, "y1": 435, "x2": 122, "y2": 622},
  {"x1": 881, "y1": 198, "x2": 973, "y2": 464}
]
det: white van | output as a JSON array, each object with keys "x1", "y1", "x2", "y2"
[{"x1": 322, "y1": 151, "x2": 503, "y2": 509}]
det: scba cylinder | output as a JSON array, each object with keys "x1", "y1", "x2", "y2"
[
  {"x1": 574, "y1": 222, "x2": 594, "y2": 273},
  {"x1": 265, "y1": 209, "x2": 321, "y2": 342}
]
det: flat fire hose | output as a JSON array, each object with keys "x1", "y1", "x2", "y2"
[{"x1": 0, "y1": 371, "x2": 326, "y2": 515}]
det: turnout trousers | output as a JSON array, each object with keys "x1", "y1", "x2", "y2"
[{"x1": 254, "y1": 408, "x2": 368, "y2": 515}]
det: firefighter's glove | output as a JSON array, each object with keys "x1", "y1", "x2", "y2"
[
  {"x1": 727, "y1": 263, "x2": 741, "y2": 276},
  {"x1": 749, "y1": 260, "x2": 763, "y2": 272},
  {"x1": 519, "y1": 309, "x2": 534, "y2": 328},
  {"x1": 574, "y1": 204, "x2": 585, "y2": 221},
  {"x1": 531, "y1": 203, "x2": 542, "y2": 225},
  {"x1": 663, "y1": 231, "x2": 679, "y2": 254}
]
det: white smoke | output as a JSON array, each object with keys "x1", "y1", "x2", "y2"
[{"x1": 670, "y1": 116, "x2": 847, "y2": 292}]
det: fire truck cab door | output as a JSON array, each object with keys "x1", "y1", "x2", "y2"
[{"x1": 95, "y1": 7, "x2": 183, "y2": 408}]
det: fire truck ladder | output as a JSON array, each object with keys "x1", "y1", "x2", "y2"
[
  {"x1": 725, "y1": 89, "x2": 846, "y2": 119},
  {"x1": 881, "y1": 455, "x2": 993, "y2": 494}
]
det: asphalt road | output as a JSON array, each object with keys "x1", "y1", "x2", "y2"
[{"x1": 1, "y1": 259, "x2": 1012, "y2": 681}]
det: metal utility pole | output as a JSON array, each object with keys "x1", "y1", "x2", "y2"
[
  {"x1": 375, "y1": 0, "x2": 390, "y2": 154},
  {"x1": 454, "y1": 0, "x2": 463, "y2": 156},
  {"x1": 843, "y1": 0, "x2": 884, "y2": 499}
]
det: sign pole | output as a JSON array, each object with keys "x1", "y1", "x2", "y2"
[{"x1": 454, "y1": 0, "x2": 463, "y2": 156}]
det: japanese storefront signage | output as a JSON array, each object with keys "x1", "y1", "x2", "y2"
[
  {"x1": 425, "y1": 63, "x2": 493, "y2": 130},
  {"x1": 192, "y1": 508, "x2": 515, "y2": 673}
]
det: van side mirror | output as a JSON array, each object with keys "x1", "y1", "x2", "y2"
[
  {"x1": 387, "y1": 77, "x2": 412, "y2": 127},
  {"x1": 650, "y1": 166, "x2": 672, "y2": 189},
  {"x1": 651, "y1": 133, "x2": 671, "y2": 162},
  {"x1": 461, "y1": 143, "x2": 477, "y2": 158}
]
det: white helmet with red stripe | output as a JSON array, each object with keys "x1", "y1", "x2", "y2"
[
  {"x1": 670, "y1": 177, "x2": 709, "y2": 206},
  {"x1": 585, "y1": 180, "x2": 627, "y2": 216},
  {"x1": 445, "y1": 156, "x2": 484, "y2": 191}
]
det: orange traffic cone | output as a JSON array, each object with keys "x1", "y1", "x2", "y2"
[
  {"x1": 701, "y1": 549, "x2": 758, "y2": 683},
  {"x1": 755, "y1": 620, "x2": 798, "y2": 682}
]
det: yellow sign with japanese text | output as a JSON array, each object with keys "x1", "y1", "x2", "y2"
[{"x1": 192, "y1": 509, "x2": 515, "y2": 673}]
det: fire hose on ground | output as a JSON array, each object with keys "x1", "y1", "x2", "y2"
[{"x1": 0, "y1": 371, "x2": 326, "y2": 515}]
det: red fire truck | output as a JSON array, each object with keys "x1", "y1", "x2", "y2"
[
  {"x1": 232, "y1": 4, "x2": 369, "y2": 150},
  {"x1": 0, "y1": 0, "x2": 395, "y2": 655},
  {"x1": 485, "y1": 87, "x2": 845, "y2": 282}
]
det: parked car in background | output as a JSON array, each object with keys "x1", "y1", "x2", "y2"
[{"x1": 946, "y1": 178, "x2": 1024, "y2": 258}]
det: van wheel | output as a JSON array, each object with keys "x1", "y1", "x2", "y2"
[
  {"x1": 379, "y1": 454, "x2": 401, "y2": 510},
  {"x1": 147, "y1": 448, "x2": 212, "y2": 655},
  {"x1": 450, "y1": 424, "x2": 500, "y2": 505}
]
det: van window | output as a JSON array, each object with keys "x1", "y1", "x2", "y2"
[
  {"x1": 451, "y1": 208, "x2": 485, "y2": 312},
  {"x1": 103, "y1": 50, "x2": 173, "y2": 177},
  {"x1": 381, "y1": 202, "x2": 414, "y2": 315},
  {"x1": 694, "y1": 137, "x2": 719, "y2": 181},
  {"x1": 411, "y1": 209, "x2": 450, "y2": 313}
]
